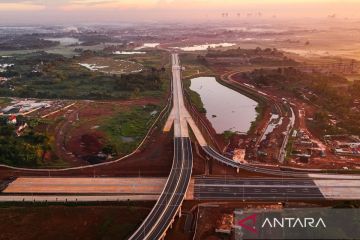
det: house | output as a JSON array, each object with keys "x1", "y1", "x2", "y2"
[{"x1": 7, "y1": 115, "x2": 17, "y2": 125}]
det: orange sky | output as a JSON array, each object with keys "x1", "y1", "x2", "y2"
[{"x1": 0, "y1": 0, "x2": 359, "y2": 24}]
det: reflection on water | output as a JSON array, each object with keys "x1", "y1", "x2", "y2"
[
  {"x1": 135, "y1": 43, "x2": 160, "y2": 50},
  {"x1": 190, "y1": 77, "x2": 258, "y2": 134},
  {"x1": 176, "y1": 43, "x2": 235, "y2": 51},
  {"x1": 113, "y1": 51, "x2": 146, "y2": 55}
]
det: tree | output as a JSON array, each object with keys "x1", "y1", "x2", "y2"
[
  {"x1": 131, "y1": 87, "x2": 141, "y2": 98},
  {"x1": 103, "y1": 144, "x2": 116, "y2": 155}
]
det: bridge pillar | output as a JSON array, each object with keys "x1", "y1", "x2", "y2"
[
  {"x1": 178, "y1": 206, "x2": 182, "y2": 218},
  {"x1": 237, "y1": 168, "x2": 239, "y2": 173},
  {"x1": 170, "y1": 219, "x2": 174, "y2": 229}
]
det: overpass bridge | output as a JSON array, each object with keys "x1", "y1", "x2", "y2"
[
  {"x1": 193, "y1": 176, "x2": 360, "y2": 201},
  {"x1": 2, "y1": 53, "x2": 360, "y2": 240},
  {"x1": 128, "y1": 53, "x2": 196, "y2": 240},
  {"x1": 3, "y1": 176, "x2": 360, "y2": 202}
]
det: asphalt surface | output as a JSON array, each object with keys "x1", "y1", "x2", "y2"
[
  {"x1": 194, "y1": 176, "x2": 325, "y2": 200},
  {"x1": 0, "y1": 195, "x2": 160, "y2": 202},
  {"x1": 129, "y1": 137, "x2": 192, "y2": 240},
  {"x1": 147, "y1": 137, "x2": 192, "y2": 240},
  {"x1": 3, "y1": 177, "x2": 166, "y2": 194},
  {"x1": 202, "y1": 146, "x2": 360, "y2": 179},
  {"x1": 203, "y1": 146, "x2": 306, "y2": 177},
  {"x1": 129, "y1": 53, "x2": 193, "y2": 240}
]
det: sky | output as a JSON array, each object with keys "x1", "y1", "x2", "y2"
[{"x1": 0, "y1": 0, "x2": 359, "y2": 24}]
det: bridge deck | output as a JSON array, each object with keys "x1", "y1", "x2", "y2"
[
  {"x1": 193, "y1": 177, "x2": 360, "y2": 201},
  {"x1": 3, "y1": 177, "x2": 166, "y2": 194}
]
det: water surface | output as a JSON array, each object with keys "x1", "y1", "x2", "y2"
[
  {"x1": 177, "y1": 43, "x2": 235, "y2": 51},
  {"x1": 190, "y1": 77, "x2": 258, "y2": 134},
  {"x1": 113, "y1": 51, "x2": 146, "y2": 55},
  {"x1": 135, "y1": 43, "x2": 159, "y2": 50}
]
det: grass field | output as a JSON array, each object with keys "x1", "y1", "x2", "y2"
[
  {"x1": 0, "y1": 97, "x2": 12, "y2": 108},
  {"x1": 113, "y1": 50, "x2": 169, "y2": 69},
  {"x1": 100, "y1": 104, "x2": 161, "y2": 156},
  {"x1": 0, "y1": 49, "x2": 171, "y2": 168},
  {"x1": 0, "y1": 50, "x2": 170, "y2": 100},
  {"x1": 79, "y1": 56, "x2": 143, "y2": 74},
  {"x1": 179, "y1": 53, "x2": 213, "y2": 78},
  {"x1": 183, "y1": 79, "x2": 206, "y2": 113}
]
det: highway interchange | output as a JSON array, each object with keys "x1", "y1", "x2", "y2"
[
  {"x1": 1, "y1": 53, "x2": 360, "y2": 240},
  {"x1": 112, "y1": 53, "x2": 360, "y2": 238},
  {"x1": 128, "y1": 53, "x2": 360, "y2": 239}
]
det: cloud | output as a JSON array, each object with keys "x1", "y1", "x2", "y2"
[
  {"x1": 69, "y1": 0, "x2": 115, "y2": 5},
  {"x1": 1, "y1": 0, "x2": 358, "y2": 11},
  {"x1": 0, "y1": 2, "x2": 45, "y2": 11},
  {"x1": 60, "y1": 0, "x2": 159, "y2": 11},
  {"x1": 0, "y1": 0, "x2": 359, "y2": 22}
]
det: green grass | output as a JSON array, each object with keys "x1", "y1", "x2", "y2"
[
  {"x1": 0, "y1": 119, "x2": 65, "y2": 168},
  {"x1": 189, "y1": 90, "x2": 206, "y2": 113},
  {"x1": 223, "y1": 130, "x2": 237, "y2": 140},
  {"x1": 114, "y1": 50, "x2": 168, "y2": 68},
  {"x1": 0, "y1": 51, "x2": 170, "y2": 101},
  {"x1": 248, "y1": 103, "x2": 265, "y2": 135},
  {"x1": 183, "y1": 78, "x2": 206, "y2": 113},
  {"x1": 285, "y1": 136, "x2": 295, "y2": 163},
  {"x1": 179, "y1": 54, "x2": 212, "y2": 114},
  {"x1": 100, "y1": 105, "x2": 160, "y2": 155},
  {"x1": 180, "y1": 52, "x2": 213, "y2": 78},
  {"x1": 0, "y1": 97, "x2": 12, "y2": 108}
]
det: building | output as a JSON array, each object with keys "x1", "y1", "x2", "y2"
[{"x1": 7, "y1": 115, "x2": 17, "y2": 125}]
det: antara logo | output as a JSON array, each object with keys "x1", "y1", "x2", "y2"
[
  {"x1": 261, "y1": 217, "x2": 326, "y2": 228},
  {"x1": 237, "y1": 214, "x2": 258, "y2": 233},
  {"x1": 237, "y1": 214, "x2": 326, "y2": 234}
]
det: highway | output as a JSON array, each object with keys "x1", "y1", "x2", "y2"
[
  {"x1": 194, "y1": 176, "x2": 360, "y2": 200},
  {"x1": 0, "y1": 195, "x2": 160, "y2": 202},
  {"x1": 129, "y1": 54, "x2": 193, "y2": 240},
  {"x1": 1, "y1": 52, "x2": 360, "y2": 240},
  {"x1": 194, "y1": 176, "x2": 324, "y2": 200},
  {"x1": 3, "y1": 177, "x2": 166, "y2": 194},
  {"x1": 202, "y1": 145, "x2": 360, "y2": 179},
  {"x1": 130, "y1": 53, "x2": 360, "y2": 239},
  {"x1": 203, "y1": 145, "x2": 306, "y2": 177},
  {"x1": 4, "y1": 175, "x2": 360, "y2": 202}
]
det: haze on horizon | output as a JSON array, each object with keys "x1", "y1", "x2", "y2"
[{"x1": 0, "y1": 0, "x2": 359, "y2": 25}]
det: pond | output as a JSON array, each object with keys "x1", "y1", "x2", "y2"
[
  {"x1": 113, "y1": 51, "x2": 146, "y2": 55},
  {"x1": 190, "y1": 77, "x2": 258, "y2": 134},
  {"x1": 135, "y1": 43, "x2": 160, "y2": 50},
  {"x1": 176, "y1": 43, "x2": 235, "y2": 51}
]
